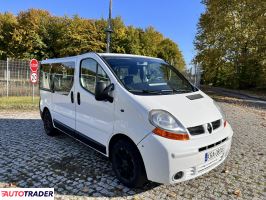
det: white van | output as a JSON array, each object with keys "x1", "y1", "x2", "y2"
[{"x1": 39, "y1": 52, "x2": 233, "y2": 188}]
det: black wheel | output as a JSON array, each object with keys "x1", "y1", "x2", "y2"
[
  {"x1": 111, "y1": 139, "x2": 148, "y2": 188},
  {"x1": 42, "y1": 109, "x2": 57, "y2": 136}
]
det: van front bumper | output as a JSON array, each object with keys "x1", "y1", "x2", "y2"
[{"x1": 137, "y1": 123, "x2": 233, "y2": 184}]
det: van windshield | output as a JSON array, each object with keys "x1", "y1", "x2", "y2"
[{"x1": 102, "y1": 56, "x2": 197, "y2": 95}]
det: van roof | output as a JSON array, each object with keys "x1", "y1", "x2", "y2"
[
  {"x1": 98, "y1": 53, "x2": 164, "y2": 61},
  {"x1": 41, "y1": 52, "x2": 164, "y2": 64}
]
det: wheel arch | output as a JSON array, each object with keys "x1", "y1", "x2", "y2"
[
  {"x1": 40, "y1": 106, "x2": 51, "y2": 119},
  {"x1": 108, "y1": 133, "x2": 137, "y2": 158},
  {"x1": 41, "y1": 107, "x2": 50, "y2": 118},
  {"x1": 108, "y1": 133, "x2": 148, "y2": 187}
]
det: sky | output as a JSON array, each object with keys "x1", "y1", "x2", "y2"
[{"x1": 0, "y1": 0, "x2": 205, "y2": 68}]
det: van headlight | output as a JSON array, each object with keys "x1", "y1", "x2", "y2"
[{"x1": 149, "y1": 110, "x2": 189, "y2": 140}]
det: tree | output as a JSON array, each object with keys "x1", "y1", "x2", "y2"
[
  {"x1": 0, "y1": 12, "x2": 18, "y2": 59},
  {"x1": 139, "y1": 27, "x2": 163, "y2": 57},
  {"x1": 194, "y1": 0, "x2": 266, "y2": 89},
  {"x1": 14, "y1": 9, "x2": 51, "y2": 60},
  {"x1": 58, "y1": 15, "x2": 105, "y2": 57},
  {"x1": 111, "y1": 17, "x2": 127, "y2": 53},
  {"x1": 0, "y1": 9, "x2": 186, "y2": 73},
  {"x1": 158, "y1": 38, "x2": 185, "y2": 70},
  {"x1": 123, "y1": 26, "x2": 142, "y2": 54}
]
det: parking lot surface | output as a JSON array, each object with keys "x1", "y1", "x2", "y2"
[{"x1": 0, "y1": 102, "x2": 265, "y2": 200}]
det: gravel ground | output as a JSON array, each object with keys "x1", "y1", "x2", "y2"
[{"x1": 0, "y1": 102, "x2": 265, "y2": 200}]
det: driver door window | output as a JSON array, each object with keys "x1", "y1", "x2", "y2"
[
  {"x1": 80, "y1": 58, "x2": 110, "y2": 94},
  {"x1": 97, "y1": 66, "x2": 111, "y2": 85}
]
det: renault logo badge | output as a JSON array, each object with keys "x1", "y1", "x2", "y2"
[{"x1": 207, "y1": 123, "x2": 212, "y2": 133}]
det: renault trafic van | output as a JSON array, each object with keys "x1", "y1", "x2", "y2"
[{"x1": 39, "y1": 53, "x2": 233, "y2": 188}]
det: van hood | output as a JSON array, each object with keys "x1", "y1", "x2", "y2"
[{"x1": 133, "y1": 91, "x2": 222, "y2": 128}]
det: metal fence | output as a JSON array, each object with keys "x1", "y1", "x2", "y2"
[{"x1": 0, "y1": 58, "x2": 39, "y2": 97}]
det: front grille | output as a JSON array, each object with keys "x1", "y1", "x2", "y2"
[
  {"x1": 188, "y1": 119, "x2": 222, "y2": 136},
  {"x1": 188, "y1": 125, "x2": 205, "y2": 135},
  {"x1": 198, "y1": 137, "x2": 228, "y2": 152},
  {"x1": 212, "y1": 119, "x2": 221, "y2": 130}
]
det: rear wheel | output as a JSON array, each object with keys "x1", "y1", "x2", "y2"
[
  {"x1": 111, "y1": 139, "x2": 148, "y2": 188},
  {"x1": 42, "y1": 109, "x2": 57, "y2": 136}
]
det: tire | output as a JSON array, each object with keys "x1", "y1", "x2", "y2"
[
  {"x1": 111, "y1": 139, "x2": 148, "y2": 188},
  {"x1": 42, "y1": 109, "x2": 57, "y2": 136}
]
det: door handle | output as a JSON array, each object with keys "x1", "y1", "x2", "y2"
[
  {"x1": 71, "y1": 91, "x2": 74, "y2": 103},
  {"x1": 77, "y1": 92, "x2": 81, "y2": 105}
]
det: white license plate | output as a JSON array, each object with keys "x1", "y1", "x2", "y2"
[{"x1": 205, "y1": 146, "x2": 225, "y2": 162}]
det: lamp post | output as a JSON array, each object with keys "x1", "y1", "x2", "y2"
[{"x1": 105, "y1": 0, "x2": 113, "y2": 53}]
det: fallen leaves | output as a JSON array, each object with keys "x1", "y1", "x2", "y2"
[
  {"x1": 222, "y1": 166, "x2": 230, "y2": 173},
  {"x1": 233, "y1": 189, "x2": 242, "y2": 197},
  {"x1": 260, "y1": 123, "x2": 266, "y2": 127},
  {"x1": 3, "y1": 183, "x2": 17, "y2": 188}
]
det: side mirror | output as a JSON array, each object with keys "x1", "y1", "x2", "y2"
[{"x1": 95, "y1": 81, "x2": 114, "y2": 103}]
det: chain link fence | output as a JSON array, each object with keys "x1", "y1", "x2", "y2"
[{"x1": 0, "y1": 59, "x2": 39, "y2": 97}]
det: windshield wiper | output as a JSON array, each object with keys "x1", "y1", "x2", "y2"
[
  {"x1": 128, "y1": 89, "x2": 193, "y2": 94},
  {"x1": 128, "y1": 89, "x2": 166, "y2": 95}
]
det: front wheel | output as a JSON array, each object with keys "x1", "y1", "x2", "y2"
[
  {"x1": 42, "y1": 109, "x2": 57, "y2": 136},
  {"x1": 111, "y1": 139, "x2": 148, "y2": 188}
]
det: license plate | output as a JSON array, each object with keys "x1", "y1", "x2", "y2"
[{"x1": 205, "y1": 146, "x2": 225, "y2": 162}]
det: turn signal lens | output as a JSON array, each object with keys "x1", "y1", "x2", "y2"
[
  {"x1": 224, "y1": 120, "x2": 227, "y2": 127},
  {"x1": 153, "y1": 128, "x2": 189, "y2": 140}
]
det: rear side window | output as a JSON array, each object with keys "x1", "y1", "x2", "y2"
[
  {"x1": 40, "y1": 64, "x2": 52, "y2": 90},
  {"x1": 80, "y1": 58, "x2": 110, "y2": 94},
  {"x1": 51, "y1": 62, "x2": 75, "y2": 95}
]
